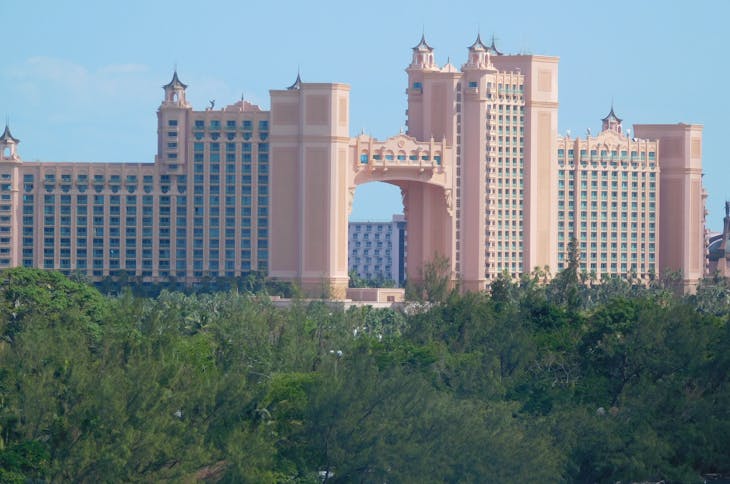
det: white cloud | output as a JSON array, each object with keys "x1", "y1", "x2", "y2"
[
  {"x1": 16, "y1": 56, "x2": 90, "y2": 89},
  {"x1": 99, "y1": 63, "x2": 148, "y2": 75},
  {"x1": 4, "y1": 57, "x2": 156, "y2": 107}
]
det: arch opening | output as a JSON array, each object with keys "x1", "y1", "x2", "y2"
[{"x1": 348, "y1": 181, "x2": 405, "y2": 287}]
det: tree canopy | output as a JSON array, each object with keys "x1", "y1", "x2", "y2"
[{"x1": 0, "y1": 266, "x2": 728, "y2": 482}]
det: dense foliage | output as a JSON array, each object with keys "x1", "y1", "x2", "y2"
[{"x1": 0, "y1": 267, "x2": 728, "y2": 482}]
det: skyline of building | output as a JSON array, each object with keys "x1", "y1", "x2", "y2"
[{"x1": 0, "y1": 36, "x2": 708, "y2": 294}]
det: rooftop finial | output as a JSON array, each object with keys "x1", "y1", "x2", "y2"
[
  {"x1": 601, "y1": 100, "x2": 623, "y2": 133},
  {"x1": 488, "y1": 34, "x2": 503, "y2": 55},
  {"x1": 469, "y1": 32, "x2": 488, "y2": 51},
  {"x1": 725, "y1": 200, "x2": 729, "y2": 218},
  {"x1": 0, "y1": 124, "x2": 19, "y2": 144},
  {"x1": 413, "y1": 32, "x2": 433, "y2": 52},
  {"x1": 163, "y1": 69, "x2": 187, "y2": 90},
  {"x1": 287, "y1": 68, "x2": 302, "y2": 90}
]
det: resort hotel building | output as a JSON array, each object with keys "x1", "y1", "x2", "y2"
[{"x1": 0, "y1": 35, "x2": 705, "y2": 295}]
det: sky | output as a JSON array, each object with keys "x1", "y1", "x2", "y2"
[{"x1": 2, "y1": 0, "x2": 729, "y2": 229}]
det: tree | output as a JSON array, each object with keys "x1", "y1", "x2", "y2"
[
  {"x1": 407, "y1": 254, "x2": 453, "y2": 303},
  {"x1": 548, "y1": 237, "x2": 582, "y2": 311}
]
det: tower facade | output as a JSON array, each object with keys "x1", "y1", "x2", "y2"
[
  {"x1": 0, "y1": 126, "x2": 23, "y2": 267},
  {"x1": 403, "y1": 35, "x2": 558, "y2": 290},
  {"x1": 634, "y1": 123, "x2": 704, "y2": 289},
  {"x1": 269, "y1": 81, "x2": 351, "y2": 297}
]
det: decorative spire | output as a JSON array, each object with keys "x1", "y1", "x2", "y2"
[
  {"x1": 465, "y1": 33, "x2": 495, "y2": 70},
  {"x1": 163, "y1": 70, "x2": 187, "y2": 90},
  {"x1": 468, "y1": 33, "x2": 488, "y2": 51},
  {"x1": 0, "y1": 124, "x2": 19, "y2": 144},
  {"x1": 601, "y1": 103, "x2": 623, "y2": 133},
  {"x1": 413, "y1": 33, "x2": 433, "y2": 53},
  {"x1": 488, "y1": 34, "x2": 503, "y2": 55},
  {"x1": 602, "y1": 104, "x2": 622, "y2": 124},
  {"x1": 287, "y1": 70, "x2": 302, "y2": 90}
]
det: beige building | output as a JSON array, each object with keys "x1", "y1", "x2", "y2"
[
  {"x1": 0, "y1": 74, "x2": 270, "y2": 283},
  {"x1": 555, "y1": 110, "x2": 660, "y2": 278},
  {"x1": 0, "y1": 36, "x2": 706, "y2": 294},
  {"x1": 556, "y1": 110, "x2": 705, "y2": 290}
]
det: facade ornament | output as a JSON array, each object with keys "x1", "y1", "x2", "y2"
[
  {"x1": 347, "y1": 186, "x2": 356, "y2": 215},
  {"x1": 400, "y1": 187, "x2": 408, "y2": 217},
  {"x1": 444, "y1": 188, "x2": 454, "y2": 217}
]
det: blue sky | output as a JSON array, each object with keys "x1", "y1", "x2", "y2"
[{"x1": 2, "y1": 0, "x2": 728, "y2": 229}]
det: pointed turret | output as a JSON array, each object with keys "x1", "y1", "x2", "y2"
[
  {"x1": 163, "y1": 70, "x2": 187, "y2": 90},
  {"x1": 161, "y1": 70, "x2": 189, "y2": 107},
  {"x1": 465, "y1": 33, "x2": 494, "y2": 70},
  {"x1": 601, "y1": 105, "x2": 623, "y2": 134},
  {"x1": 468, "y1": 33, "x2": 488, "y2": 52},
  {"x1": 412, "y1": 33, "x2": 433, "y2": 53},
  {"x1": 0, "y1": 125, "x2": 19, "y2": 144},
  {"x1": 0, "y1": 124, "x2": 20, "y2": 161},
  {"x1": 287, "y1": 72, "x2": 302, "y2": 90},
  {"x1": 487, "y1": 34, "x2": 503, "y2": 55},
  {"x1": 409, "y1": 34, "x2": 435, "y2": 70}
]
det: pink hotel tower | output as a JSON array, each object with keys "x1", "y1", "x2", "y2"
[{"x1": 0, "y1": 36, "x2": 705, "y2": 296}]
